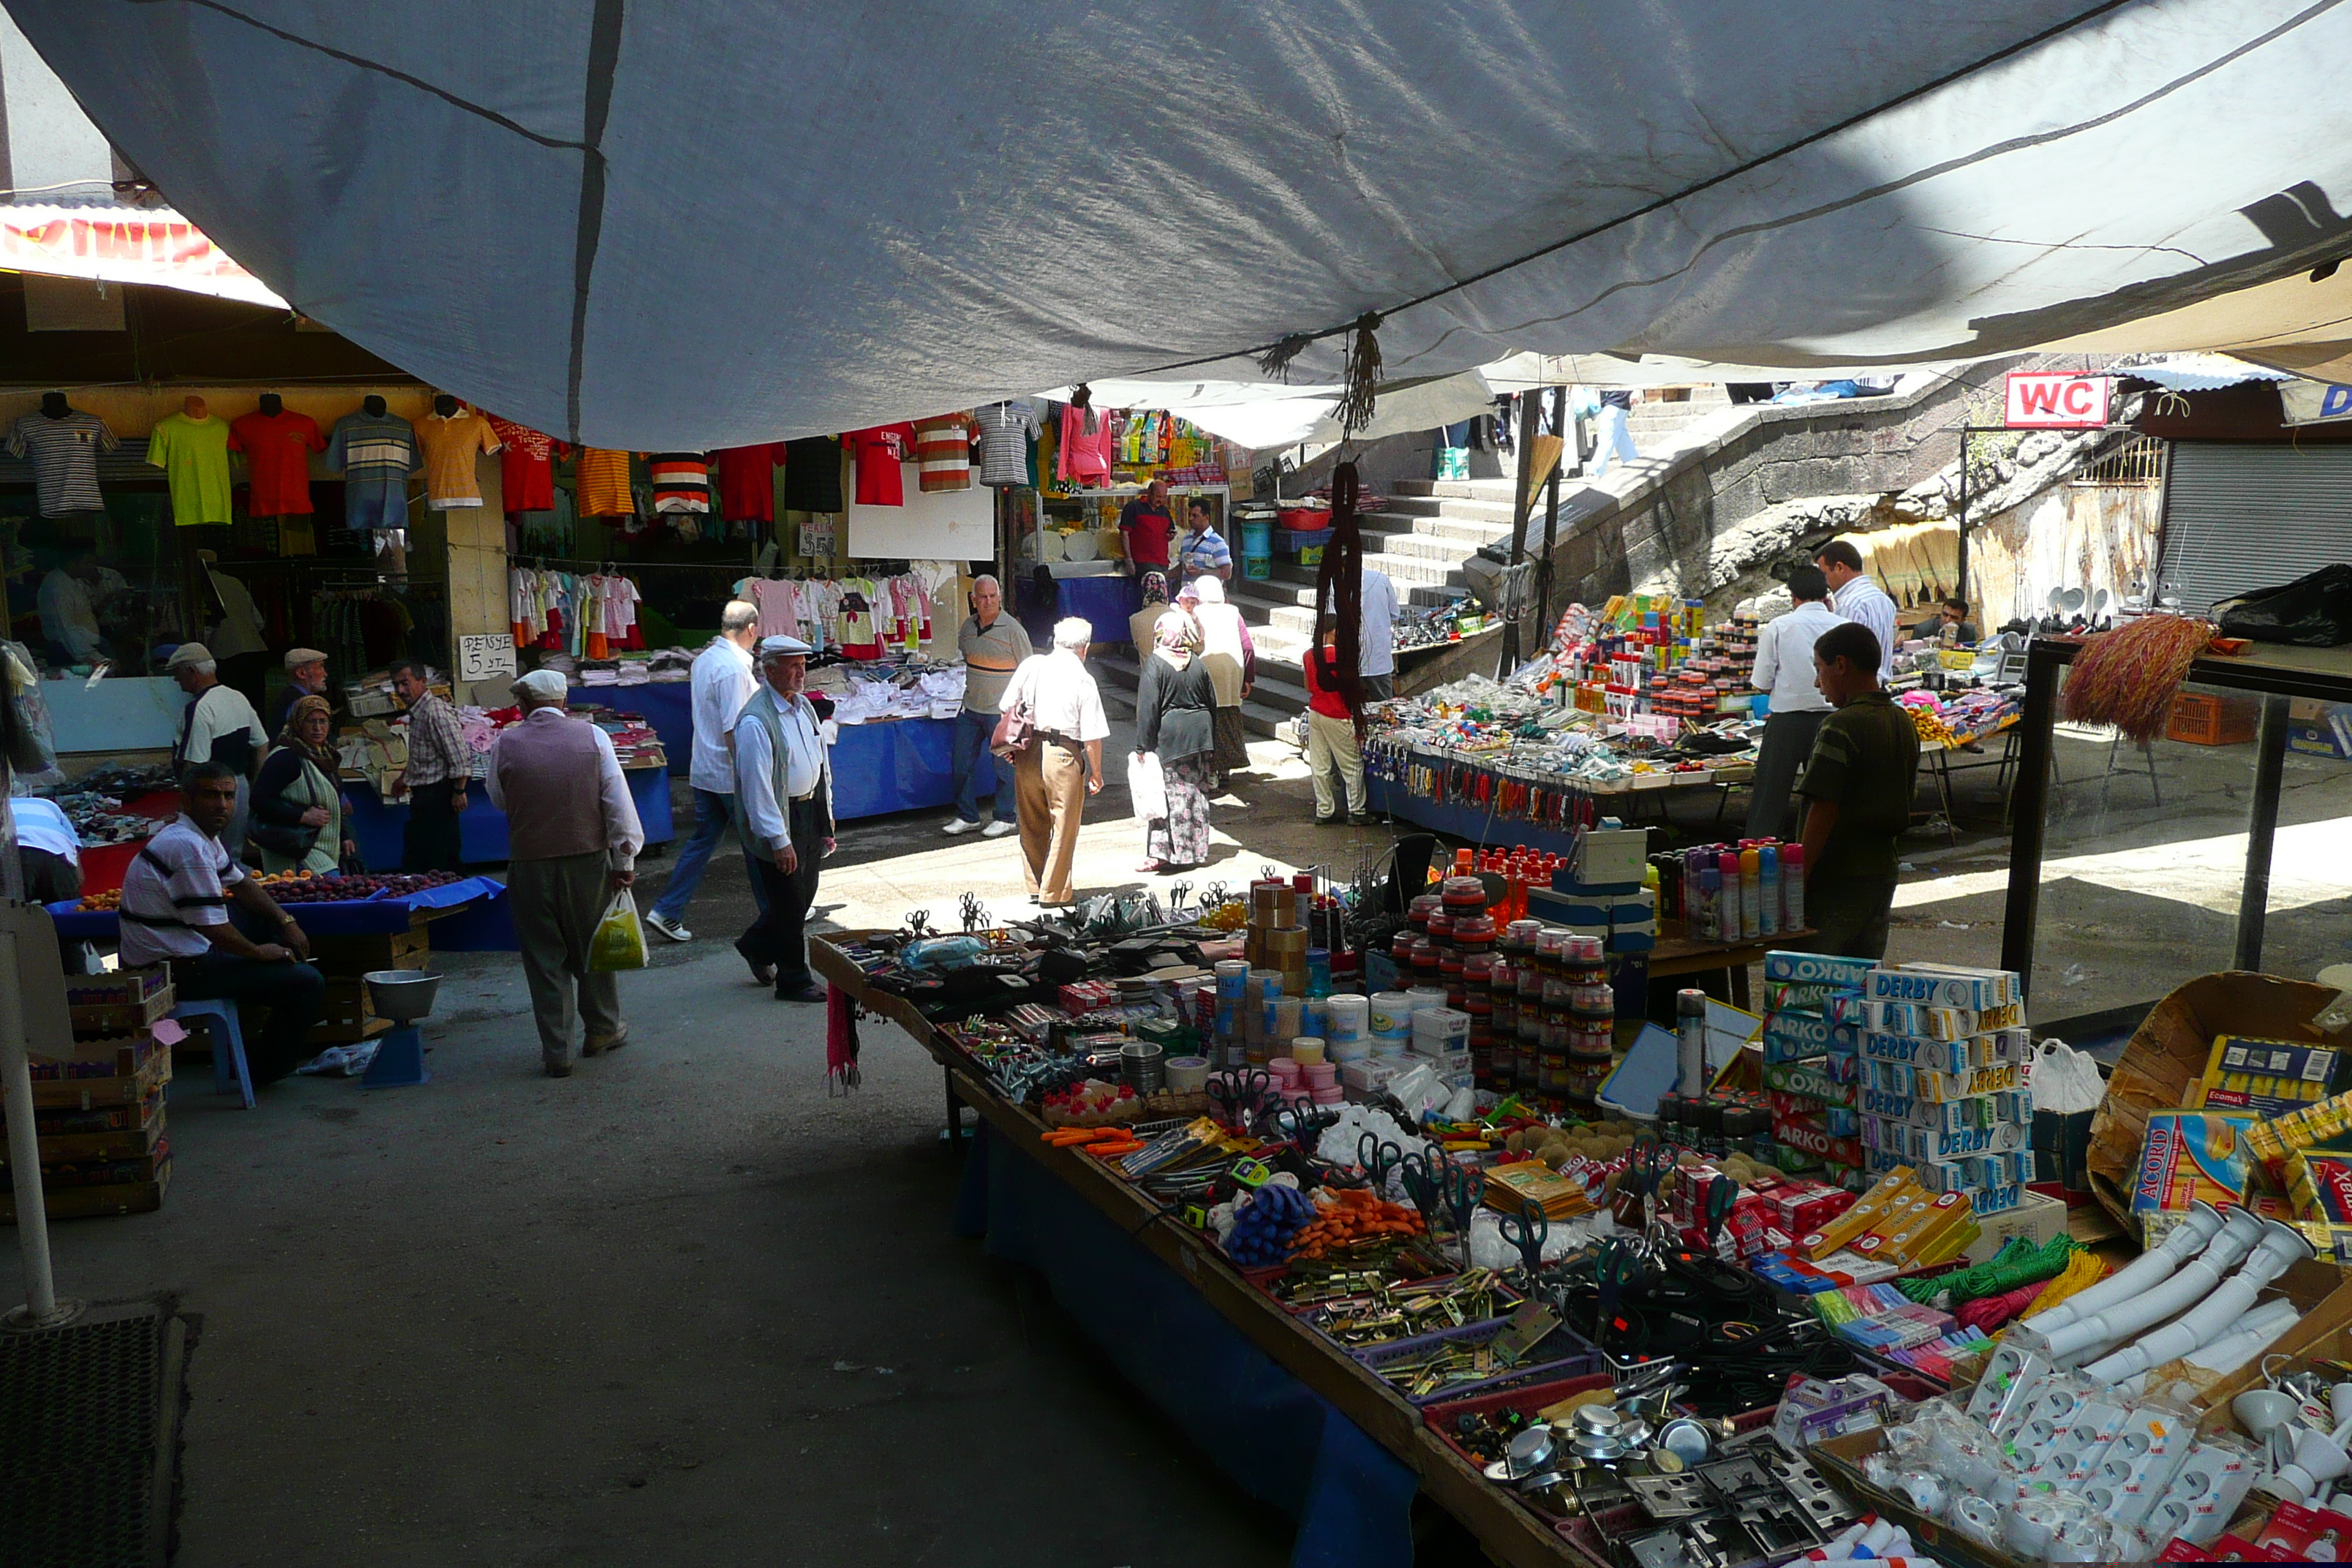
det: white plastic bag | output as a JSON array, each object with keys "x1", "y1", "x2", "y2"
[
  {"x1": 2031, "y1": 1038, "x2": 2105, "y2": 1113},
  {"x1": 1126, "y1": 750, "x2": 1166, "y2": 819}
]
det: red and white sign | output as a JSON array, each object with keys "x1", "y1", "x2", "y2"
[
  {"x1": 2005, "y1": 370, "x2": 2111, "y2": 429},
  {"x1": 0, "y1": 205, "x2": 287, "y2": 308}
]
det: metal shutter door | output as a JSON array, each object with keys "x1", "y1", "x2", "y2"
[{"x1": 2159, "y1": 442, "x2": 2352, "y2": 612}]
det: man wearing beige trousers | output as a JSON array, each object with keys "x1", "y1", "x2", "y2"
[
  {"x1": 1003, "y1": 617, "x2": 1108, "y2": 908},
  {"x1": 488, "y1": 669, "x2": 645, "y2": 1077}
]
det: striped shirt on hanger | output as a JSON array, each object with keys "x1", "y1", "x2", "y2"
[
  {"x1": 7, "y1": 410, "x2": 119, "y2": 516},
  {"x1": 911, "y1": 414, "x2": 976, "y2": 493},
  {"x1": 647, "y1": 452, "x2": 712, "y2": 513}
]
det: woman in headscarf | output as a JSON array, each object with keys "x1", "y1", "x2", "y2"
[
  {"x1": 1132, "y1": 609, "x2": 1216, "y2": 872},
  {"x1": 250, "y1": 693, "x2": 358, "y2": 873},
  {"x1": 1180, "y1": 576, "x2": 1254, "y2": 787},
  {"x1": 1127, "y1": 570, "x2": 1169, "y2": 653}
]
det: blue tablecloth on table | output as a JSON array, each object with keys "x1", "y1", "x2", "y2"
[
  {"x1": 829, "y1": 716, "x2": 960, "y2": 821},
  {"x1": 1365, "y1": 775, "x2": 1590, "y2": 858},
  {"x1": 952, "y1": 1120, "x2": 1417, "y2": 1568},
  {"x1": 342, "y1": 768, "x2": 674, "y2": 870},
  {"x1": 1018, "y1": 574, "x2": 1137, "y2": 647},
  {"x1": 46, "y1": 875, "x2": 513, "y2": 948},
  {"x1": 568, "y1": 682, "x2": 694, "y2": 775}
]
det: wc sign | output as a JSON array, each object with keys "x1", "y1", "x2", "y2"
[{"x1": 2005, "y1": 371, "x2": 2111, "y2": 429}]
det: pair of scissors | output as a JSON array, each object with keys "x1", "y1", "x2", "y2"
[
  {"x1": 1594, "y1": 1235, "x2": 1644, "y2": 1330},
  {"x1": 1207, "y1": 1068, "x2": 1272, "y2": 1126},
  {"x1": 1394, "y1": 1153, "x2": 1442, "y2": 1231},
  {"x1": 1497, "y1": 1199, "x2": 1548, "y2": 1277},
  {"x1": 1436, "y1": 1163, "x2": 1486, "y2": 1268},
  {"x1": 1627, "y1": 1137, "x2": 1670, "y2": 1232},
  {"x1": 1702, "y1": 1174, "x2": 1736, "y2": 1255},
  {"x1": 1357, "y1": 1131, "x2": 1403, "y2": 1192}
]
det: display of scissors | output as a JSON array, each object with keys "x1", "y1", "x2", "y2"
[
  {"x1": 1626, "y1": 1136, "x2": 1670, "y2": 1233},
  {"x1": 1702, "y1": 1174, "x2": 1736, "y2": 1256},
  {"x1": 1207, "y1": 1068, "x2": 1273, "y2": 1127},
  {"x1": 1393, "y1": 1152, "x2": 1442, "y2": 1231},
  {"x1": 1356, "y1": 1131, "x2": 1403, "y2": 1192},
  {"x1": 1594, "y1": 1235, "x2": 1645, "y2": 1330},
  {"x1": 1497, "y1": 1199, "x2": 1548, "y2": 1278}
]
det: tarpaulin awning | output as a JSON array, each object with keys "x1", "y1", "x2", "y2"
[
  {"x1": 1051, "y1": 371, "x2": 1498, "y2": 449},
  {"x1": 12, "y1": 1, "x2": 2352, "y2": 447}
]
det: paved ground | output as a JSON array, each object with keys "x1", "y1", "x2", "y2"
[{"x1": 35, "y1": 707, "x2": 2352, "y2": 1564}]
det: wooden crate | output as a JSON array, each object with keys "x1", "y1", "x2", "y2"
[
  {"x1": 31, "y1": 1109, "x2": 165, "y2": 1164},
  {"x1": 309, "y1": 977, "x2": 394, "y2": 1044},
  {"x1": 68, "y1": 982, "x2": 176, "y2": 1038},
  {"x1": 29, "y1": 1047, "x2": 171, "y2": 1111},
  {"x1": 308, "y1": 925, "x2": 427, "y2": 978},
  {"x1": 0, "y1": 1159, "x2": 169, "y2": 1222}
]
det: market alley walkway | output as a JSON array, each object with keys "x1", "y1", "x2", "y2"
[{"x1": 55, "y1": 950, "x2": 1293, "y2": 1567}]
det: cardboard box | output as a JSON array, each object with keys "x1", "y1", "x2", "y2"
[
  {"x1": 1961, "y1": 1186, "x2": 2068, "y2": 1264},
  {"x1": 2087, "y1": 971, "x2": 2352, "y2": 1235}
]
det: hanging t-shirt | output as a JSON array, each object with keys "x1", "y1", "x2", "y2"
[
  {"x1": 487, "y1": 415, "x2": 565, "y2": 515},
  {"x1": 147, "y1": 412, "x2": 235, "y2": 526},
  {"x1": 227, "y1": 408, "x2": 325, "y2": 516},
  {"x1": 976, "y1": 400, "x2": 1041, "y2": 486},
  {"x1": 647, "y1": 452, "x2": 712, "y2": 513},
  {"x1": 7, "y1": 410, "x2": 118, "y2": 516},
  {"x1": 574, "y1": 448, "x2": 636, "y2": 516},
  {"x1": 911, "y1": 413, "x2": 976, "y2": 493},
  {"x1": 781, "y1": 435, "x2": 843, "y2": 513},
  {"x1": 844, "y1": 423, "x2": 918, "y2": 507},
  {"x1": 416, "y1": 408, "x2": 501, "y2": 508},
  {"x1": 328, "y1": 409, "x2": 421, "y2": 530},
  {"x1": 712, "y1": 442, "x2": 786, "y2": 523},
  {"x1": 1057, "y1": 404, "x2": 1114, "y2": 484}
]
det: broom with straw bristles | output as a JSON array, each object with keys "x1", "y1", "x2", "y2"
[{"x1": 2060, "y1": 614, "x2": 2216, "y2": 742}]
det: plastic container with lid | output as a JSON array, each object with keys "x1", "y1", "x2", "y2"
[
  {"x1": 1406, "y1": 894, "x2": 1442, "y2": 932},
  {"x1": 1440, "y1": 874, "x2": 1487, "y2": 915},
  {"x1": 1367, "y1": 990, "x2": 1414, "y2": 1036},
  {"x1": 1450, "y1": 913, "x2": 1496, "y2": 955}
]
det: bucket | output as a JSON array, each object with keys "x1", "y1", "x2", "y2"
[
  {"x1": 1240, "y1": 519, "x2": 1273, "y2": 557},
  {"x1": 1243, "y1": 554, "x2": 1272, "y2": 580}
]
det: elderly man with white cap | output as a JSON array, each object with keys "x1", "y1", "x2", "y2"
[
  {"x1": 265, "y1": 645, "x2": 338, "y2": 737},
  {"x1": 731, "y1": 634, "x2": 834, "y2": 1001},
  {"x1": 487, "y1": 668, "x2": 645, "y2": 1076}
]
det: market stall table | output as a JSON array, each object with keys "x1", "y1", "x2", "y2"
[
  {"x1": 828, "y1": 716, "x2": 960, "y2": 821},
  {"x1": 1366, "y1": 750, "x2": 1749, "y2": 856},
  {"x1": 567, "y1": 682, "x2": 693, "y2": 775},
  {"x1": 62, "y1": 788, "x2": 181, "y2": 896},
  {"x1": 808, "y1": 932, "x2": 1583, "y2": 1568},
  {"x1": 339, "y1": 767, "x2": 673, "y2": 870},
  {"x1": 50, "y1": 873, "x2": 516, "y2": 951}
]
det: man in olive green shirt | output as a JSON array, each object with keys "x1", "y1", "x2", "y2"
[{"x1": 1797, "y1": 622, "x2": 1919, "y2": 960}]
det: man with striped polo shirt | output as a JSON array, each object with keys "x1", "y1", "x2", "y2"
[{"x1": 487, "y1": 670, "x2": 645, "y2": 1076}]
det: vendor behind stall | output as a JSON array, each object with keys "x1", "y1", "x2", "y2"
[
  {"x1": 1117, "y1": 479, "x2": 1174, "y2": 578},
  {"x1": 36, "y1": 546, "x2": 110, "y2": 665},
  {"x1": 1912, "y1": 596, "x2": 1980, "y2": 644},
  {"x1": 1796, "y1": 622, "x2": 1918, "y2": 961}
]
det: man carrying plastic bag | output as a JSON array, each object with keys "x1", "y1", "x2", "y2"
[{"x1": 488, "y1": 669, "x2": 645, "y2": 1077}]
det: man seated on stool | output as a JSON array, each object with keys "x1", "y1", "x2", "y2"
[{"x1": 118, "y1": 761, "x2": 324, "y2": 1086}]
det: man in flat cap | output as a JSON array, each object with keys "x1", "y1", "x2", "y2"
[
  {"x1": 266, "y1": 646, "x2": 339, "y2": 738},
  {"x1": 731, "y1": 635, "x2": 834, "y2": 1002},
  {"x1": 167, "y1": 640, "x2": 267, "y2": 859},
  {"x1": 487, "y1": 668, "x2": 645, "y2": 1076}
]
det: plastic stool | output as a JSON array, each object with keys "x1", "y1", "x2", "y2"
[
  {"x1": 361, "y1": 1025, "x2": 429, "y2": 1089},
  {"x1": 171, "y1": 996, "x2": 253, "y2": 1109}
]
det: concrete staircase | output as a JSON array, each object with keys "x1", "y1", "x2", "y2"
[{"x1": 1093, "y1": 388, "x2": 1734, "y2": 735}]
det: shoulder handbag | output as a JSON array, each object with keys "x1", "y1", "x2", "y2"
[{"x1": 990, "y1": 663, "x2": 1038, "y2": 760}]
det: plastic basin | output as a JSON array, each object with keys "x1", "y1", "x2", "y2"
[{"x1": 363, "y1": 969, "x2": 443, "y2": 1023}]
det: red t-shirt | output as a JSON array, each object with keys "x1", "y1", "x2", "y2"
[
  {"x1": 1302, "y1": 646, "x2": 1352, "y2": 720},
  {"x1": 844, "y1": 423, "x2": 918, "y2": 507},
  {"x1": 228, "y1": 409, "x2": 325, "y2": 516},
  {"x1": 712, "y1": 442, "x2": 787, "y2": 522},
  {"x1": 486, "y1": 416, "x2": 567, "y2": 516}
]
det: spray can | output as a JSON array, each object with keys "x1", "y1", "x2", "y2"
[
  {"x1": 1676, "y1": 988, "x2": 1709, "y2": 1097},
  {"x1": 1738, "y1": 848, "x2": 1761, "y2": 941},
  {"x1": 1716, "y1": 848, "x2": 1742, "y2": 946},
  {"x1": 1758, "y1": 845, "x2": 1780, "y2": 938},
  {"x1": 1695, "y1": 866, "x2": 1721, "y2": 944},
  {"x1": 1781, "y1": 844, "x2": 1806, "y2": 932}
]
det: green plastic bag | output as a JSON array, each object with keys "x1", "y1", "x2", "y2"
[{"x1": 588, "y1": 889, "x2": 647, "y2": 972}]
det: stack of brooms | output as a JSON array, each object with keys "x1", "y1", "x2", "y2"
[{"x1": 2060, "y1": 614, "x2": 2218, "y2": 741}]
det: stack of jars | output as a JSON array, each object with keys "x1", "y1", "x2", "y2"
[{"x1": 1560, "y1": 934, "x2": 1615, "y2": 1110}]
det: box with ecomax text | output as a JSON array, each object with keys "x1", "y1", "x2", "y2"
[{"x1": 1764, "y1": 951, "x2": 1874, "y2": 988}]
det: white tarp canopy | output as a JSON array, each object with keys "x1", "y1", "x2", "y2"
[
  {"x1": 12, "y1": 1, "x2": 2352, "y2": 448},
  {"x1": 1052, "y1": 371, "x2": 1500, "y2": 450}
]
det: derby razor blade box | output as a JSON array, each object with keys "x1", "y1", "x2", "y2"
[
  {"x1": 1765, "y1": 951, "x2": 1874, "y2": 988},
  {"x1": 1867, "y1": 964, "x2": 2021, "y2": 1011}
]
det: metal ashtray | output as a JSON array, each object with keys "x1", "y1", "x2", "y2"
[
  {"x1": 362, "y1": 969, "x2": 442, "y2": 1023},
  {"x1": 1573, "y1": 1433, "x2": 1627, "y2": 1462},
  {"x1": 1572, "y1": 1404, "x2": 1623, "y2": 1436}
]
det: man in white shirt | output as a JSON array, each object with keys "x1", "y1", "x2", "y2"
[
  {"x1": 118, "y1": 761, "x2": 325, "y2": 1086},
  {"x1": 7, "y1": 794, "x2": 82, "y2": 902},
  {"x1": 37, "y1": 546, "x2": 108, "y2": 663},
  {"x1": 167, "y1": 641, "x2": 267, "y2": 859},
  {"x1": 488, "y1": 670, "x2": 646, "y2": 1075},
  {"x1": 1358, "y1": 565, "x2": 1401, "y2": 701},
  {"x1": 1003, "y1": 617, "x2": 1109, "y2": 907},
  {"x1": 1814, "y1": 538, "x2": 1897, "y2": 682},
  {"x1": 1745, "y1": 565, "x2": 1844, "y2": 838},
  {"x1": 645, "y1": 601, "x2": 766, "y2": 944},
  {"x1": 731, "y1": 636, "x2": 835, "y2": 1001}
]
